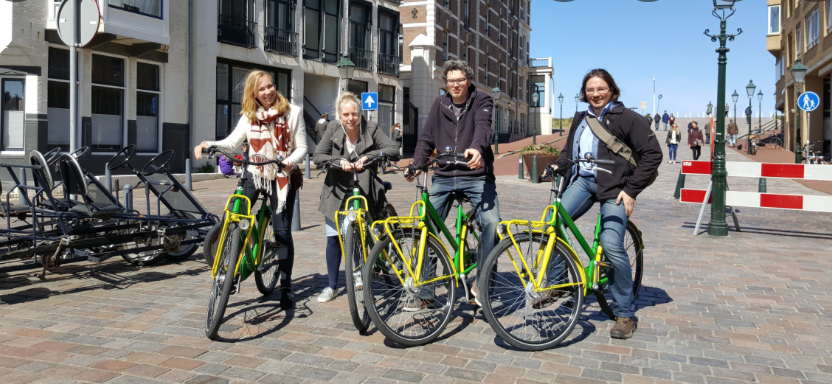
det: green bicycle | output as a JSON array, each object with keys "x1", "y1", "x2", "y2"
[
  {"x1": 202, "y1": 147, "x2": 285, "y2": 340},
  {"x1": 362, "y1": 149, "x2": 482, "y2": 347},
  {"x1": 478, "y1": 156, "x2": 644, "y2": 350}
]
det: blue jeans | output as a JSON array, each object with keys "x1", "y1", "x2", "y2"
[
  {"x1": 668, "y1": 144, "x2": 678, "y2": 161},
  {"x1": 728, "y1": 134, "x2": 737, "y2": 146},
  {"x1": 547, "y1": 176, "x2": 635, "y2": 318},
  {"x1": 662, "y1": 122, "x2": 668, "y2": 131}
]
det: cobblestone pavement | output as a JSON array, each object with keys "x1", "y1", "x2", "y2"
[{"x1": 1, "y1": 143, "x2": 832, "y2": 384}]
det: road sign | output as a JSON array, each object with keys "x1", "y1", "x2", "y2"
[
  {"x1": 57, "y1": 0, "x2": 101, "y2": 47},
  {"x1": 362, "y1": 92, "x2": 378, "y2": 111},
  {"x1": 640, "y1": 101, "x2": 647, "y2": 110},
  {"x1": 798, "y1": 91, "x2": 820, "y2": 112}
]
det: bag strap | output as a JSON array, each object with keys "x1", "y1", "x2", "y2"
[{"x1": 585, "y1": 115, "x2": 638, "y2": 167}]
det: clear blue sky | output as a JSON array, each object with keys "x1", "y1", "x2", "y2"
[{"x1": 531, "y1": 0, "x2": 774, "y2": 120}]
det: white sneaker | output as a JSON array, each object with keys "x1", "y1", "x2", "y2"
[{"x1": 318, "y1": 287, "x2": 338, "y2": 303}]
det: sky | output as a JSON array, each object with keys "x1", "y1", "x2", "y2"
[{"x1": 530, "y1": 0, "x2": 775, "y2": 119}]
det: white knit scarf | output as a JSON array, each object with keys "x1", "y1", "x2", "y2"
[{"x1": 248, "y1": 107, "x2": 291, "y2": 213}]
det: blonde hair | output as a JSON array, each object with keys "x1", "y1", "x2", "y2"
[
  {"x1": 391, "y1": 123, "x2": 401, "y2": 135},
  {"x1": 240, "y1": 70, "x2": 290, "y2": 124},
  {"x1": 335, "y1": 92, "x2": 362, "y2": 119}
]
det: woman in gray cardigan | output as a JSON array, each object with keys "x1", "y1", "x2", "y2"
[{"x1": 312, "y1": 92, "x2": 399, "y2": 303}]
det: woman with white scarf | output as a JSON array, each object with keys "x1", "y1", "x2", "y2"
[{"x1": 193, "y1": 70, "x2": 307, "y2": 310}]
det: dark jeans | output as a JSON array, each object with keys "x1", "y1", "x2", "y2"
[
  {"x1": 691, "y1": 146, "x2": 701, "y2": 160},
  {"x1": 243, "y1": 178, "x2": 296, "y2": 289},
  {"x1": 668, "y1": 144, "x2": 678, "y2": 161}
]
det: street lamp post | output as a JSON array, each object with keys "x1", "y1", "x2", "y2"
[
  {"x1": 558, "y1": 93, "x2": 564, "y2": 137},
  {"x1": 757, "y1": 90, "x2": 763, "y2": 140},
  {"x1": 792, "y1": 58, "x2": 808, "y2": 163},
  {"x1": 532, "y1": 92, "x2": 539, "y2": 144},
  {"x1": 492, "y1": 87, "x2": 501, "y2": 155},
  {"x1": 746, "y1": 80, "x2": 756, "y2": 155},
  {"x1": 704, "y1": 0, "x2": 743, "y2": 237},
  {"x1": 731, "y1": 90, "x2": 739, "y2": 121},
  {"x1": 574, "y1": 94, "x2": 579, "y2": 113},
  {"x1": 336, "y1": 57, "x2": 356, "y2": 92}
]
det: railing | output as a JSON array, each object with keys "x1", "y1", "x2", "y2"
[
  {"x1": 463, "y1": 17, "x2": 471, "y2": 31},
  {"x1": 349, "y1": 47, "x2": 374, "y2": 71},
  {"x1": 265, "y1": 27, "x2": 298, "y2": 57},
  {"x1": 377, "y1": 52, "x2": 399, "y2": 76},
  {"x1": 218, "y1": 16, "x2": 257, "y2": 48},
  {"x1": 530, "y1": 58, "x2": 551, "y2": 68}
]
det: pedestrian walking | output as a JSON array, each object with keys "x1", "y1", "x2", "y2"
[
  {"x1": 661, "y1": 111, "x2": 670, "y2": 131},
  {"x1": 316, "y1": 113, "x2": 329, "y2": 143},
  {"x1": 687, "y1": 121, "x2": 693, "y2": 134},
  {"x1": 391, "y1": 123, "x2": 403, "y2": 159},
  {"x1": 726, "y1": 119, "x2": 738, "y2": 147},
  {"x1": 668, "y1": 113, "x2": 675, "y2": 128},
  {"x1": 704, "y1": 120, "x2": 711, "y2": 144},
  {"x1": 666, "y1": 124, "x2": 681, "y2": 163},
  {"x1": 645, "y1": 113, "x2": 653, "y2": 126},
  {"x1": 653, "y1": 113, "x2": 661, "y2": 130},
  {"x1": 689, "y1": 121, "x2": 704, "y2": 161}
]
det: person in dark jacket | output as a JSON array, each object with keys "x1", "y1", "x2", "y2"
[
  {"x1": 645, "y1": 113, "x2": 653, "y2": 125},
  {"x1": 661, "y1": 111, "x2": 670, "y2": 131},
  {"x1": 409, "y1": 60, "x2": 498, "y2": 306},
  {"x1": 653, "y1": 113, "x2": 661, "y2": 130},
  {"x1": 726, "y1": 119, "x2": 738, "y2": 147},
  {"x1": 548, "y1": 69, "x2": 662, "y2": 340},
  {"x1": 689, "y1": 121, "x2": 704, "y2": 160},
  {"x1": 313, "y1": 92, "x2": 399, "y2": 303},
  {"x1": 316, "y1": 113, "x2": 329, "y2": 143}
]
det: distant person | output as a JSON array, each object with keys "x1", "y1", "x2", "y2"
[
  {"x1": 653, "y1": 113, "x2": 661, "y2": 130},
  {"x1": 726, "y1": 119, "x2": 739, "y2": 147},
  {"x1": 668, "y1": 113, "x2": 675, "y2": 128},
  {"x1": 725, "y1": 103, "x2": 729, "y2": 117},
  {"x1": 645, "y1": 113, "x2": 653, "y2": 125},
  {"x1": 316, "y1": 113, "x2": 329, "y2": 143},
  {"x1": 661, "y1": 111, "x2": 670, "y2": 131},
  {"x1": 391, "y1": 123, "x2": 403, "y2": 158},
  {"x1": 687, "y1": 121, "x2": 693, "y2": 134},
  {"x1": 666, "y1": 124, "x2": 681, "y2": 164},
  {"x1": 689, "y1": 121, "x2": 704, "y2": 161},
  {"x1": 704, "y1": 119, "x2": 711, "y2": 144}
]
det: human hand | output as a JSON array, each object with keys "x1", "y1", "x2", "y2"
[
  {"x1": 283, "y1": 160, "x2": 294, "y2": 173},
  {"x1": 464, "y1": 149, "x2": 482, "y2": 169},
  {"x1": 616, "y1": 191, "x2": 635, "y2": 217},
  {"x1": 340, "y1": 159, "x2": 354, "y2": 172},
  {"x1": 354, "y1": 156, "x2": 369, "y2": 171},
  {"x1": 405, "y1": 167, "x2": 421, "y2": 182},
  {"x1": 193, "y1": 142, "x2": 210, "y2": 160}
]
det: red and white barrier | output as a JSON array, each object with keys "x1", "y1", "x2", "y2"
[
  {"x1": 682, "y1": 190, "x2": 832, "y2": 212},
  {"x1": 680, "y1": 160, "x2": 832, "y2": 180}
]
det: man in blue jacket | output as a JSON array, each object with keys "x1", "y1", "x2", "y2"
[
  {"x1": 407, "y1": 60, "x2": 499, "y2": 306},
  {"x1": 661, "y1": 111, "x2": 670, "y2": 131}
]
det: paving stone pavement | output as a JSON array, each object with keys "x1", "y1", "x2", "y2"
[{"x1": 1, "y1": 142, "x2": 832, "y2": 384}]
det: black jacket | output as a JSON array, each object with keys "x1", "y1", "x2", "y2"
[
  {"x1": 413, "y1": 84, "x2": 495, "y2": 178},
  {"x1": 556, "y1": 104, "x2": 663, "y2": 200}
]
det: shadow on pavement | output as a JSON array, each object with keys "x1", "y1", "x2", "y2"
[{"x1": 683, "y1": 222, "x2": 832, "y2": 240}]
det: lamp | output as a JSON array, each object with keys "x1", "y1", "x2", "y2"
[
  {"x1": 336, "y1": 57, "x2": 356, "y2": 92},
  {"x1": 557, "y1": 93, "x2": 564, "y2": 104},
  {"x1": 707, "y1": 102, "x2": 713, "y2": 116},
  {"x1": 745, "y1": 79, "x2": 755, "y2": 155},
  {"x1": 713, "y1": 0, "x2": 738, "y2": 10},
  {"x1": 492, "y1": 87, "x2": 501, "y2": 154},
  {"x1": 731, "y1": 90, "x2": 739, "y2": 104},
  {"x1": 557, "y1": 93, "x2": 563, "y2": 138},
  {"x1": 757, "y1": 89, "x2": 763, "y2": 102},
  {"x1": 745, "y1": 79, "x2": 756, "y2": 98},
  {"x1": 531, "y1": 92, "x2": 539, "y2": 107},
  {"x1": 492, "y1": 87, "x2": 502, "y2": 101},
  {"x1": 791, "y1": 58, "x2": 808, "y2": 84}
]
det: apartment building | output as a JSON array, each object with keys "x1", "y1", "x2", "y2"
[
  {"x1": 399, "y1": 0, "x2": 532, "y2": 147},
  {"x1": 0, "y1": 0, "x2": 187, "y2": 174},
  {"x1": 769, "y1": 0, "x2": 832, "y2": 155}
]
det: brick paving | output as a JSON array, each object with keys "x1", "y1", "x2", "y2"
[{"x1": 1, "y1": 142, "x2": 832, "y2": 383}]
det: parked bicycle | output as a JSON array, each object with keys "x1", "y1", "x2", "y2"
[{"x1": 477, "y1": 156, "x2": 644, "y2": 351}]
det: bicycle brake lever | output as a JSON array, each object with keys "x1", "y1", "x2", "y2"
[{"x1": 591, "y1": 167, "x2": 613, "y2": 175}]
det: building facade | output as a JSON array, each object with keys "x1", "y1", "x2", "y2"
[
  {"x1": 769, "y1": 0, "x2": 832, "y2": 155},
  {"x1": 398, "y1": 0, "x2": 532, "y2": 147},
  {"x1": 529, "y1": 57, "x2": 552, "y2": 136}
]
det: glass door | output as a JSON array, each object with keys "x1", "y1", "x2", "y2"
[{"x1": 2, "y1": 79, "x2": 25, "y2": 151}]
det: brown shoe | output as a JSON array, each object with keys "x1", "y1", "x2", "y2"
[{"x1": 610, "y1": 317, "x2": 636, "y2": 339}]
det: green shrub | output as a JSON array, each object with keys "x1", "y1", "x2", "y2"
[
  {"x1": 197, "y1": 163, "x2": 215, "y2": 173},
  {"x1": 520, "y1": 144, "x2": 561, "y2": 156}
]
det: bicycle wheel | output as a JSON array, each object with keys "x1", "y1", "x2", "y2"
[
  {"x1": 768, "y1": 137, "x2": 782, "y2": 149},
  {"x1": 255, "y1": 221, "x2": 279, "y2": 295},
  {"x1": 344, "y1": 223, "x2": 371, "y2": 333},
  {"x1": 478, "y1": 233, "x2": 584, "y2": 351},
  {"x1": 363, "y1": 228, "x2": 456, "y2": 346},
  {"x1": 595, "y1": 221, "x2": 644, "y2": 319},
  {"x1": 205, "y1": 223, "x2": 241, "y2": 339},
  {"x1": 119, "y1": 222, "x2": 166, "y2": 266},
  {"x1": 165, "y1": 213, "x2": 200, "y2": 262},
  {"x1": 202, "y1": 221, "x2": 223, "y2": 268}
]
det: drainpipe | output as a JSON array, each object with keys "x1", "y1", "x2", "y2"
[{"x1": 188, "y1": 0, "x2": 194, "y2": 166}]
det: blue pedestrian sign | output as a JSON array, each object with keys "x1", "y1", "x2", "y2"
[
  {"x1": 798, "y1": 91, "x2": 820, "y2": 112},
  {"x1": 362, "y1": 92, "x2": 378, "y2": 111}
]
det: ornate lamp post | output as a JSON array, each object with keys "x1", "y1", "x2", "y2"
[
  {"x1": 775, "y1": 91, "x2": 780, "y2": 137},
  {"x1": 745, "y1": 80, "x2": 756, "y2": 155},
  {"x1": 492, "y1": 87, "x2": 501, "y2": 155},
  {"x1": 558, "y1": 93, "x2": 564, "y2": 137},
  {"x1": 574, "y1": 94, "x2": 580, "y2": 113},
  {"x1": 336, "y1": 57, "x2": 356, "y2": 92},
  {"x1": 531, "y1": 92, "x2": 539, "y2": 144},
  {"x1": 704, "y1": 0, "x2": 742, "y2": 237},
  {"x1": 731, "y1": 90, "x2": 739, "y2": 121},
  {"x1": 757, "y1": 90, "x2": 764, "y2": 140},
  {"x1": 791, "y1": 58, "x2": 808, "y2": 163}
]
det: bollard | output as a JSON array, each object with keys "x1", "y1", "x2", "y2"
[
  {"x1": 291, "y1": 191, "x2": 301, "y2": 231},
  {"x1": 104, "y1": 163, "x2": 112, "y2": 192},
  {"x1": 532, "y1": 155, "x2": 539, "y2": 184},
  {"x1": 758, "y1": 177, "x2": 767, "y2": 193},
  {"x1": 185, "y1": 158, "x2": 193, "y2": 191},
  {"x1": 18, "y1": 168, "x2": 27, "y2": 205},
  {"x1": 673, "y1": 170, "x2": 686, "y2": 199},
  {"x1": 305, "y1": 153, "x2": 311, "y2": 179},
  {"x1": 123, "y1": 184, "x2": 133, "y2": 211},
  {"x1": 518, "y1": 156, "x2": 524, "y2": 179},
  {"x1": 114, "y1": 179, "x2": 120, "y2": 201}
]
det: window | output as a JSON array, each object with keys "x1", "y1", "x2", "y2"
[
  {"x1": 442, "y1": 33, "x2": 448, "y2": 61},
  {"x1": 829, "y1": 0, "x2": 832, "y2": 32},
  {"x1": 1, "y1": 79, "x2": 25, "y2": 151},
  {"x1": 136, "y1": 63, "x2": 160, "y2": 152},
  {"x1": 48, "y1": 48, "x2": 72, "y2": 149},
  {"x1": 444, "y1": 0, "x2": 449, "y2": 8},
  {"x1": 266, "y1": 0, "x2": 297, "y2": 56},
  {"x1": 303, "y1": 0, "x2": 340, "y2": 63},
  {"x1": 349, "y1": 3, "x2": 372, "y2": 71},
  {"x1": 462, "y1": 44, "x2": 468, "y2": 62},
  {"x1": 108, "y1": 0, "x2": 162, "y2": 18},
  {"x1": 796, "y1": 26, "x2": 802, "y2": 56},
  {"x1": 378, "y1": 12, "x2": 399, "y2": 76},
  {"x1": 218, "y1": 0, "x2": 256, "y2": 47},
  {"x1": 788, "y1": 33, "x2": 793, "y2": 63},
  {"x1": 378, "y1": 85, "x2": 395, "y2": 137},
  {"x1": 768, "y1": 5, "x2": 780, "y2": 35},
  {"x1": 486, "y1": 11, "x2": 490, "y2": 38},
  {"x1": 91, "y1": 55, "x2": 125, "y2": 151},
  {"x1": 807, "y1": 9, "x2": 819, "y2": 49},
  {"x1": 215, "y1": 61, "x2": 290, "y2": 140},
  {"x1": 463, "y1": 0, "x2": 469, "y2": 26}
]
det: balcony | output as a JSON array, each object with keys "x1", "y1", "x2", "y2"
[
  {"x1": 463, "y1": 17, "x2": 471, "y2": 31},
  {"x1": 378, "y1": 52, "x2": 399, "y2": 76},
  {"x1": 349, "y1": 47, "x2": 374, "y2": 71},
  {"x1": 218, "y1": 16, "x2": 257, "y2": 48},
  {"x1": 530, "y1": 58, "x2": 551, "y2": 68},
  {"x1": 265, "y1": 27, "x2": 298, "y2": 57}
]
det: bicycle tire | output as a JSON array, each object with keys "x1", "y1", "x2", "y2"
[
  {"x1": 255, "y1": 221, "x2": 280, "y2": 295},
  {"x1": 202, "y1": 221, "x2": 223, "y2": 268},
  {"x1": 768, "y1": 138, "x2": 783, "y2": 149},
  {"x1": 119, "y1": 222, "x2": 166, "y2": 266},
  {"x1": 205, "y1": 223, "x2": 241, "y2": 339},
  {"x1": 478, "y1": 233, "x2": 584, "y2": 351},
  {"x1": 595, "y1": 221, "x2": 644, "y2": 319},
  {"x1": 363, "y1": 229, "x2": 456, "y2": 346},
  {"x1": 462, "y1": 209, "x2": 480, "y2": 296},
  {"x1": 344, "y1": 223, "x2": 371, "y2": 333},
  {"x1": 165, "y1": 213, "x2": 200, "y2": 262}
]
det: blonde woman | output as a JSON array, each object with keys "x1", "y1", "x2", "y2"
[
  {"x1": 193, "y1": 70, "x2": 307, "y2": 310},
  {"x1": 312, "y1": 92, "x2": 398, "y2": 303},
  {"x1": 665, "y1": 124, "x2": 681, "y2": 164}
]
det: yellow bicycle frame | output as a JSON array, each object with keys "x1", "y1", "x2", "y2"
[{"x1": 210, "y1": 195, "x2": 257, "y2": 279}]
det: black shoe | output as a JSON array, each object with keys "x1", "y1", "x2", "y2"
[{"x1": 280, "y1": 288, "x2": 294, "y2": 310}]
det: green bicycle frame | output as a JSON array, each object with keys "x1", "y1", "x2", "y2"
[
  {"x1": 549, "y1": 201, "x2": 608, "y2": 289},
  {"x1": 415, "y1": 190, "x2": 479, "y2": 276},
  {"x1": 213, "y1": 183, "x2": 273, "y2": 283}
]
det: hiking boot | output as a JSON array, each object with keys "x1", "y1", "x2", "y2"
[
  {"x1": 280, "y1": 288, "x2": 294, "y2": 310},
  {"x1": 610, "y1": 317, "x2": 636, "y2": 339}
]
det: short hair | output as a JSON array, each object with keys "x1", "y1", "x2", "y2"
[
  {"x1": 441, "y1": 60, "x2": 474, "y2": 81},
  {"x1": 322, "y1": 113, "x2": 328, "y2": 118},
  {"x1": 579, "y1": 69, "x2": 621, "y2": 103},
  {"x1": 334, "y1": 92, "x2": 362, "y2": 118}
]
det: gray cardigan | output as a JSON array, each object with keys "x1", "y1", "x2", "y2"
[{"x1": 313, "y1": 120, "x2": 399, "y2": 222}]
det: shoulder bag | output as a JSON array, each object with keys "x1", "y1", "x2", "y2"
[{"x1": 585, "y1": 115, "x2": 659, "y2": 187}]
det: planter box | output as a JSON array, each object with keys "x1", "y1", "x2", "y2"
[{"x1": 522, "y1": 154, "x2": 558, "y2": 183}]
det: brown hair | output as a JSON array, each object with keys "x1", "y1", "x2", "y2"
[
  {"x1": 335, "y1": 92, "x2": 362, "y2": 118},
  {"x1": 579, "y1": 69, "x2": 621, "y2": 103},
  {"x1": 240, "y1": 70, "x2": 290, "y2": 124},
  {"x1": 391, "y1": 123, "x2": 401, "y2": 135}
]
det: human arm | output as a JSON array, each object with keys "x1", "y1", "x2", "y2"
[
  {"x1": 312, "y1": 121, "x2": 342, "y2": 166},
  {"x1": 468, "y1": 93, "x2": 494, "y2": 158},
  {"x1": 412, "y1": 100, "x2": 440, "y2": 168},
  {"x1": 283, "y1": 107, "x2": 308, "y2": 172},
  {"x1": 194, "y1": 116, "x2": 249, "y2": 159},
  {"x1": 621, "y1": 111, "x2": 663, "y2": 199}
]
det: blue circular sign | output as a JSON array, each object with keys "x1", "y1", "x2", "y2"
[{"x1": 798, "y1": 91, "x2": 820, "y2": 112}]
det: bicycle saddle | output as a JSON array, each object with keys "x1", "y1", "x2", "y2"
[
  {"x1": 449, "y1": 191, "x2": 470, "y2": 203},
  {"x1": 382, "y1": 181, "x2": 393, "y2": 192}
]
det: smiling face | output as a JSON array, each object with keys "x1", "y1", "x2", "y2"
[
  {"x1": 340, "y1": 102, "x2": 360, "y2": 131},
  {"x1": 255, "y1": 75, "x2": 276, "y2": 109},
  {"x1": 584, "y1": 77, "x2": 613, "y2": 112},
  {"x1": 446, "y1": 70, "x2": 470, "y2": 103}
]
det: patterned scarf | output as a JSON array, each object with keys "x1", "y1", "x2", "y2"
[{"x1": 248, "y1": 107, "x2": 292, "y2": 213}]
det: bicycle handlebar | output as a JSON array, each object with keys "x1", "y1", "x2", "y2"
[
  {"x1": 404, "y1": 150, "x2": 471, "y2": 177},
  {"x1": 317, "y1": 153, "x2": 398, "y2": 176},
  {"x1": 203, "y1": 146, "x2": 285, "y2": 167}
]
